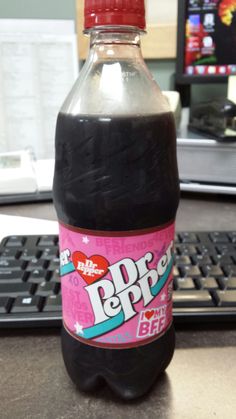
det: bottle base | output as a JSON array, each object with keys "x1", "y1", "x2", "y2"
[{"x1": 61, "y1": 324, "x2": 175, "y2": 400}]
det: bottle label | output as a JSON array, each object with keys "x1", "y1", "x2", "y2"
[{"x1": 59, "y1": 221, "x2": 175, "y2": 349}]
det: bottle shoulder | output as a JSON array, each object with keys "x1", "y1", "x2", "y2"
[{"x1": 61, "y1": 55, "x2": 170, "y2": 116}]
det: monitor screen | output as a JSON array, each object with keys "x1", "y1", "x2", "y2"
[{"x1": 176, "y1": 0, "x2": 236, "y2": 83}]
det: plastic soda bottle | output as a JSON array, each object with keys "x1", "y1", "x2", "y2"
[{"x1": 53, "y1": 0, "x2": 179, "y2": 400}]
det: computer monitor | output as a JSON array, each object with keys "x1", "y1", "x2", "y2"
[{"x1": 176, "y1": 0, "x2": 236, "y2": 84}]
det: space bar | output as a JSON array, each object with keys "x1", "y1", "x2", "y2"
[{"x1": 173, "y1": 291, "x2": 214, "y2": 308}]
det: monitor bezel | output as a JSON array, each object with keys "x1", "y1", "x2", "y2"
[{"x1": 176, "y1": 0, "x2": 228, "y2": 84}]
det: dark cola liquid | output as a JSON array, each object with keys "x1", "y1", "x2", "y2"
[{"x1": 53, "y1": 112, "x2": 179, "y2": 400}]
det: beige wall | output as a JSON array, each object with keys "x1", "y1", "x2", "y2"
[{"x1": 146, "y1": 0, "x2": 178, "y2": 24}]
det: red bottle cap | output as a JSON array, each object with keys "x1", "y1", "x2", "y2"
[{"x1": 84, "y1": 0, "x2": 146, "y2": 31}]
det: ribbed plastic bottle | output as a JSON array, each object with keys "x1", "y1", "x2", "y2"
[{"x1": 53, "y1": 0, "x2": 179, "y2": 400}]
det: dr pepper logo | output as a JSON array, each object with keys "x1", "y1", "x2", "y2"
[{"x1": 60, "y1": 241, "x2": 174, "y2": 329}]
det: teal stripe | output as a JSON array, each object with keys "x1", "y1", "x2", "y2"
[
  {"x1": 60, "y1": 262, "x2": 75, "y2": 276},
  {"x1": 81, "y1": 311, "x2": 125, "y2": 339},
  {"x1": 151, "y1": 255, "x2": 174, "y2": 296}
]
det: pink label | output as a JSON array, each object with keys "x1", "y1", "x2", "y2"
[{"x1": 59, "y1": 222, "x2": 175, "y2": 349}]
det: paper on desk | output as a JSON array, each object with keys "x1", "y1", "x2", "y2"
[
  {"x1": 0, "y1": 19, "x2": 78, "y2": 159},
  {"x1": 228, "y1": 76, "x2": 236, "y2": 104},
  {"x1": 0, "y1": 215, "x2": 58, "y2": 242}
]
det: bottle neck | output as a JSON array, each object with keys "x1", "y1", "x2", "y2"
[
  {"x1": 61, "y1": 26, "x2": 170, "y2": 116},
  {"x1": 87, "y1": 28, "x2": 142, "y2": 61}
]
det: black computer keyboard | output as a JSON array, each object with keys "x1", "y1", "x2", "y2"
[{"x1": 0, "y1": 232, "x2": 236, "y2": 327}]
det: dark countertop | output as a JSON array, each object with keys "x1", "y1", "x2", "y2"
[{"x1": 0, "y1": 193, "x2": 236, "y2": 419}]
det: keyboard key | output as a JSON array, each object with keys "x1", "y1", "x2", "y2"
[
  {"x1": 191, "y1": 255, "x2": 212, "y2": 265},
  {"x1": 36, "y1": 281, "x2": 59, "y2": 297},
  {"x1": 173, "y1": 266, "x2": 180, "y2": 277},
  {"x1": 175, "y1": 256, "x2": 192, "y2": 265},
  {"x1": 201, "y1": 265, "x2": 224, "y2": 277},
  {"x1": 49, "y1": 269, "x2": 61, "y2": 284},
  {"x1": 21, "y1": 249, "x2": 41, "y2": 261},
  {"x1": 223, "y1": 265, "x2": 236, "y2": 277},
  {"x1": 48, "y1": 258, "x2": 60, "y2": 270},
  {"x1": 43, "y1": 295, "x2": 62, "y2": 312},
  {"x1": 41, "y1": 248, "x2": 58, "y2": 260},
  {"x1": 174, "y1": 245, "x2": 180, "y2": 255},
  {"x1": 27, "y1": 269, "x2": 47, "y2": 284},
  {"x1": 0, "y1": 269, "x2": 23, "y2": 282},
  {"x1": 179, "y1": 232, "x2": 199, "y2": 243},
  {"x1": 209, "y1": 232, "x2": 229, "y2": 243},
  {"x1": 216, "y1": 244, "x2": 235, "y2": 255},
  {"x1": 180, "y1": 265, "x2": 201, "y2": 277},
  {"x1": 214, "y1": 291, "x2": 236, "y2": 307},
  {"x1": 228, "y1": 232, "x2": 236, "y2": 243},
  {"x1": 0, "y1": 248, "x2": 20, "y2": 260},
  {"x1": 38, "y1": 236, "x2": 57, "y2": 247},
  {"x1": 219, "y1": 277, "x2": 236, "y2": 290},
  {"x1": 0, "y1": 297, "x2": 12, "y2": 313},
  {"x1": 212, "y1": 255, "x2": 234, "y2": 265},
  {"x1": 11, "y1": 296, "x2": 42, "y2": 313},
  {"x1": 173, "y1": 291, "x2": 214, "y2": 308},
  {"x1": 176, "y1": 277, "x2": 196, "y2": 290},
  {"x1": 232, "y1": 255, "x2": 236, "y2": 264},
  {"x1": 178, "y1": 245, "x2": 197, "y2": 255},
  {"x1": 173, "y1": 278, "x2": 178, "y2": 291},
  {"x1": 198, "y1": 277, "x2": 219, "y2": 290},
  {"x1": 5, "y1": 236, "x2": 25, "y2": 247},
  {"x1": 0, "y1": 260, "x2": 25, "y2": 270},
  {"x1": 0, "y1": 282, "x2": 33, "y2": 297},
  {"x1": 175, "y1": 234, "x2": 180, "y2": 243},
  {"x1": 197, "y1": 245, "x2": 214, "y2": 255},
  {"x1": 26, "y1": 258, "x2": 47, "y2": 271}
]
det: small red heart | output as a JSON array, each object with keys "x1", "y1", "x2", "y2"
[
  {"x1": 72, "y1": 251, "x2": 109, "y2": 285},
  {"x1": 145, "y1": 310, "x2": 154, "y2": 320}
]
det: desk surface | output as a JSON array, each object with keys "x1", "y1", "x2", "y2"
[{"x1": 0, "y1": 194, "x2": 236, "y2": 419}]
